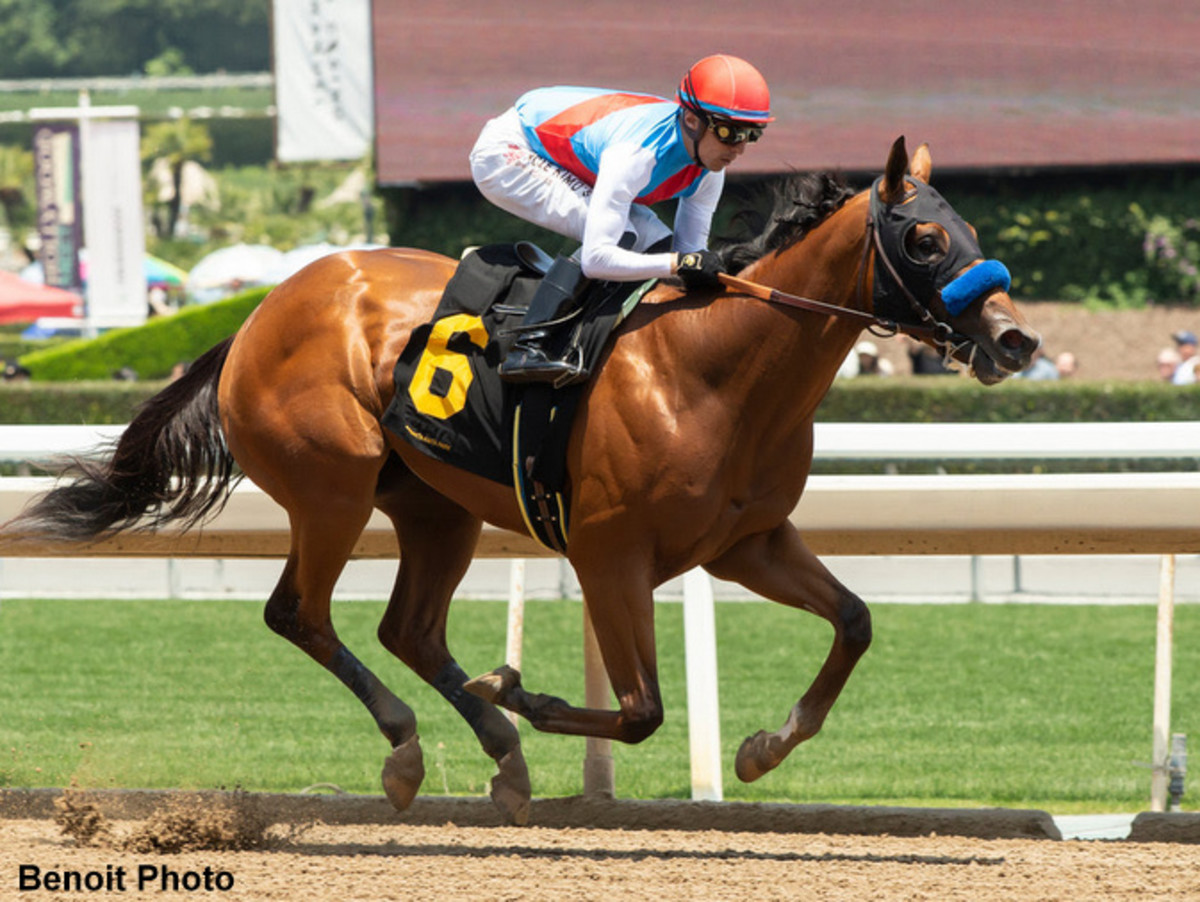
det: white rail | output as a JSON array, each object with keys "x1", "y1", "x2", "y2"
[
  {"x1": 2, "y1": 470, "x2": 1199, "y2": 558},
  {"x1": 5, "y1": 420, "x2": 1200, "y2": 465},
  {"x1": 0, "y1": 425, "x2": 124, "y2": 468},
  {"x1": 812, "y1": 420, "x2": 1200, "y2": 461},
  {"x1": 4, "y1": 422, "x2": 1198, "y2": 557}
]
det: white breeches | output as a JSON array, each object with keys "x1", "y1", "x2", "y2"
[{"x1": 469, "y1": 108, "x2": 672, "y2": 253}]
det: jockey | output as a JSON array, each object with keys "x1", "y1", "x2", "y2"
[{"x1": 470, "y1": 54, "x2": 773, "y2": 383}]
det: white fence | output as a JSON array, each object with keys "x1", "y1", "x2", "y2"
[
  {"x1": 2, "y1": 422, "x2": 1198, "y2": 809},
  {"x1": 4, "y1": 422, "x2": 1199, "y2": 558}
]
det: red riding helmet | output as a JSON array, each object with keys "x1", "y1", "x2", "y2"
[{"x1": 677, "y1": 54, "x2": 774, "y2": 124}]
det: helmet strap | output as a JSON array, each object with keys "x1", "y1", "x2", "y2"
[{"x1": 678, "y1": 107, "x2": 707, "y2": 168}]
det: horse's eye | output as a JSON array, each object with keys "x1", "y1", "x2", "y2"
[{"x1": 905, "y1": 227, "x2": 948, "y2": 265}]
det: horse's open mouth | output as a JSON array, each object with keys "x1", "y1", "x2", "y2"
[
  {"x1": 947, "y1": 317, "x2": 1041, "y2": 385},
  {"x1": 947, "y1": 340, "x2": 1022, "y2": 385},
  {"x1": 969, "y1": 349, "x2": 1015, "y2": 385}
]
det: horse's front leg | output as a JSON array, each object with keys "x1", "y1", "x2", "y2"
[
  {"x1": 705, "y1": 521, "x2": 872, "y2": 782},
  {"x1": 466, "y1": 563, "x2": 664, "y2": 744}
]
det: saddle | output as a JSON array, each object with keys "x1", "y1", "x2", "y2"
[{"x1": 382, "y1": 243, "x2": 653, "y2": 552}]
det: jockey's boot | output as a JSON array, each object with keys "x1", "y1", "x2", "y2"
[{"x1": 498, "y1": 255, "x2": 587, "y2": 384}]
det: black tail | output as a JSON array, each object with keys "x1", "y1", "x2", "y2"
[{"x1": 4, "y1": 337, "x2": 240, "y2": 543}]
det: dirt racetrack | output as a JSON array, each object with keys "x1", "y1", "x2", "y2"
[{"x1": 4, "y1": 790, "x2": 1199, "y2": 901}]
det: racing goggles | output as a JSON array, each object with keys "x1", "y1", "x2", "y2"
[{"x1": 706, "y1": 116, "x2": 764, "y2": 146}]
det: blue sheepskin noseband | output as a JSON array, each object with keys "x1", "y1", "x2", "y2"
[{"x1": 940, "y1": 259, "x2": 1011, "y2": 316}]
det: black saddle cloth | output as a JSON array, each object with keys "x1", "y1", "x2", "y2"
[{"x1": 382, "y1": 243, "x2": 651, "y2": 551}]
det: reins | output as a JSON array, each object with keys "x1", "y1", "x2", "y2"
[{"x1": 718, "y1": 272, "x2": 945, "y2": 344}]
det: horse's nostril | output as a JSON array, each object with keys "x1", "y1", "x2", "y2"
[{"x1": 1000, "y1": 328, "x2": 1039, "y2": 357}]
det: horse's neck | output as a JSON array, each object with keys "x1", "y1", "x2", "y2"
[
  {"x1": 742, "y1": 193, "x2": 870, "y2": 319},
  {"x1": 717, "y1": 194, "x2": 871, "y2": 407}
]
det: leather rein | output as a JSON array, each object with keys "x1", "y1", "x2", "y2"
[{"x1": 716, "y1": 199, "x2": 982, "y2": 368}]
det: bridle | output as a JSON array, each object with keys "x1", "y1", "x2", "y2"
[{"x1": 718, "y1": 178, "x2": 998, "y2": 373}]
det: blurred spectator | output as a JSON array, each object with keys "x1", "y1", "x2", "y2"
[
  {"x1": 1171, "y1": 330, "x2": 1197, "y2": 385},
  {"x1": 147, "y1": 285, "x2": 172, "y2": 317},
  {"x1": 903, "y1": 335, "x2": 953, "y2": 375},
  {"x1": 3, "y1": 360, "x2": 31, "y2": 381},
  {"x1": 855, "y1": 340, "x2": 894, "y2": 376},
  {"x1": 112, "y1": 366, "x2": 139, "y2": 382},
  {"x1": 1156, "y1": 347, "x2": 1182, "y2": 382},
  {"x1": 836, "y1": 348, "x2": 859, "y2": 379},
  {"x1": 1016, "y1": 347, "x2": 1059, "y2": 380},
  {"x1": 1054, "y1": 351, "x2": 1078, "y2": 379}
]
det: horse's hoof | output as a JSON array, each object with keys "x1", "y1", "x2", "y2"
[
  {"x1": 489, "y1": 747, "x2": 532, "y2": 826},
  {"x1": 381, "y1": 735, "x2": 425, "y2": 811},
  {"x1": 465, "y1": 664, "x2": 521, "y2": 704},
  {"x1": 734, "y1": 731, "x2": 771, "y2": 783}
]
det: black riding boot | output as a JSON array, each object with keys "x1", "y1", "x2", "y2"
[{"x1": 498, "y1": 255, "x2": 587, "y2": 384}]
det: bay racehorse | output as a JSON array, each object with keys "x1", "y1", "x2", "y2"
[{"x1": 3, "y1": 138, "x2": 1040, "y2": 825}]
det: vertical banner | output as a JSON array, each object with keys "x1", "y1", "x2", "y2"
[
  {"x1": 83, "y1": 118, "x2": 146, "y2": 327},
  {"x1": 273, "y1": 0, "x2": 374, "y2": 162},
  {"x1": 32, "y1": 124, "x2": 83, "y2": 291}
]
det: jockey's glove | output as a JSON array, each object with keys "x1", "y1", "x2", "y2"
[{"x1": 676, "y1": 250, "x2": 725, "y2": 289}]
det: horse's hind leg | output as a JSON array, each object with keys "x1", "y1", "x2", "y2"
[
  {"x1": 261, "y1": 470, "x2": 426, "y2": 807},
  {"x1": 373, "y1": 459, "x2": 530, "y2": 825},
  {"x1": 704, "y1": 521, "x2": 873, "y2": 783}
]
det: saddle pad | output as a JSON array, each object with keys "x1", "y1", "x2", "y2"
[
  {"x1": 384, "y1": 244, "x2": 533, "y2": 486},
  {"x1": 382, "y1": 243, "x2": 653, "y2": 550}
]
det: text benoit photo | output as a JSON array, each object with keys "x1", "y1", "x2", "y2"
[{"x1": 17, "y1": 863, "x2": 236, "y2": 893}]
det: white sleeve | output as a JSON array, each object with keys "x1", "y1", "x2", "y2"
[
  {"x1": 580, "y1": 144, "x2": 676, "y2": 282},
  {"x1": 671, "y1": 169, "x2": 723, "y2": 253}
]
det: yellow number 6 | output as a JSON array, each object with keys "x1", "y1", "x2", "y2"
[{"x1": 407, "y1": 313, "x2": 489, "y2": 420}]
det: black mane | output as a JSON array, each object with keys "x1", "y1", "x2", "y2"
[{"x1": 717, "y1": 172, "x2": 857, "y2": 272}]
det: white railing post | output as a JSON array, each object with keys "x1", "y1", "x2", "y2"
[
  {"x1": 503, "y1": 559, "x2": 526, "y2": 728},
  {"x1": 1151, "y1": 553, "x2": 1176, "y2": 812},
  {"x1": 683, "y1": 567, "x2": 723, "y2": 801},
  {"x1": 582, "y1": 605, "x2": 614, "y2": 797}
]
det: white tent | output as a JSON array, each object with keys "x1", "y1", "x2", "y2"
[
  {"x1": 186, "y1": 243, "x2": 285, "y2": 304},
  {"x1": 265, "y1": 242, "x2": 386, "y2": 284}
]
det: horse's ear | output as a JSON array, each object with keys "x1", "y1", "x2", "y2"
[
  {"x1": 910, "y1": 143, "x2": 932, "y2": 184},
  {"x1": 880, "y1": 136, "x2": 909, "y2": 202}
]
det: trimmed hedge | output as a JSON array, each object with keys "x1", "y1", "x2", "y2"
[
  {"x1": 816, "y1": 376, "x2": 1200, "y2": 423},
  {"x1": 4, "y1": 370, "x2": 1199, "y2": 427},
  {"x1": 15, "y1": 287, "x2": 270, "y2": 382},
  {"x1": 0, "y1": 380, "x2": 155, "y2": 425}
]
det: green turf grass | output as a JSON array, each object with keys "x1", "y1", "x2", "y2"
[{"x1": 0, "y1": 598, "x2": 1194, "y2": 813}]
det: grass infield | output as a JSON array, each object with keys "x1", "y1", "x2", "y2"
[{"x1": 0, "y1": 597, "x2": 1194, "y2": 814}]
